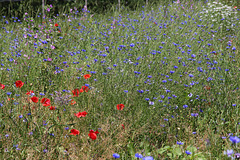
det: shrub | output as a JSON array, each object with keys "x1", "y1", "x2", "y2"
[{"x1": 199, "y1": 1, "x2": 238, "y2": 31}]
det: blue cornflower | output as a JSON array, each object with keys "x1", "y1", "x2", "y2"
[
  {"x1": 224, "y1": 149, "x2": 234, "y2": 157},
  {"x1": 189, "y1": 74, "x2": 194, "y2": 78},
  {"x1": 191, "y1": 113, "x2": 199, "y2": 117},
  {"x1": 113, "y1": 153, "x2": 120, "y2": 158},
  {"x1": 166, "y1": 90, "x2": 171, "y2": 93},
  {"x1": 142, "y1": 156, "x2": 154, "y2": 160},
  {"x1": 229, "y1": 136, "x2": 240, "y2": 143},
  {"x1": 145, "y1": 98, "x2": 150, "y2": 101},
  {"x1": 185, "y1": 150, "x2": 192, "y2": 155},
  {"x1": 183, "y1": 105, "x2": 188, "y2": 108},
  {"x1": 130, "y1": 43, "x2": 135, "y2": 47},
  {"x1": 235, "y1": 153, "x2": 240, "y2": 158},
  {"x1": 13, "y1": 144, "x2": 18, "y2": 148},
  {"x1": 177, "y1": 141, "x2": 184, "y2": 145},
  {"x1": 65, "y1": 127, "x2": 69, "y2": 130},
  {"x1": 49, "y1": 133, "x2": 54, "y2": 136},
  {"x1": 135, "y1": 153, "x2": 143, "y2": 158},
  {"x1": 43, "y1": 121, "x2": 48, "y2": 126},
  {"x1": 149, "y1": 101, "x2": 154, "y2": 105}
]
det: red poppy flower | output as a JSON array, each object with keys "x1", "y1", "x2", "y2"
[
  {"x1": 116, "y1": 104, "x2": 125, "y2": 110},
  {"x1": 49, "y1": 106, "x2": 56, "y2": 110},
  {"x1": 70, "y1": 129, "x2": 80, "y2": 136},
  {"x1": 54, "y1": 23, "x2": 59, "y2": 27},
  {"x1": 72, "y1": 89, "x2": 83, "y2": 97},
  {"x1": 82, "y1": 86, "x2": 89, "y2": 92},
  {"x1": 40, "y1": 98, "x2": 51, "y2": 106},
  {"x1": 26, "y1": 90, "x2": 34, "y2": 95},
  {"x1": 0, "y1": 83, "x2": 5, "y2": 89},
  {"x1": 71, "y1": 100, "x2": 76, "y2": 105},
  {"x1": 15, "y1": 80, "x2": 24, "y2": 88},
  {"x1": 234, "y1": 6, "x2": 237, "y2": 9},
  {"x1": 8, "y1": 98, "x2": 14, "y2": 101},
  {"x1": 31, "y1": 96, "x2": 39, "y2": 103},
  {"x1": 88, "y1": 129, "x2": 99, "y2": 140},
  {"x1": 122, "y1": 124, "x2": 125, "y2": 129},
  {"x1": 74, "y1": 111, "x2": 88, "y2": 118},
  {"x1": 83, "y1": 74, "x2": 91, "y2": 79},
  {"x1": 204, "y1": 86, "x2": 211, "y2": 90}
]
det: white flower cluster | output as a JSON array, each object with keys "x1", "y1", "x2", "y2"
[{"x1": 199, "y1": 1, "x2": 238, "y2": 29}]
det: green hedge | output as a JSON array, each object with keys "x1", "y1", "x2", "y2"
[{"x1": 2, "y1": 0, "x2": 233, "y2": 19}]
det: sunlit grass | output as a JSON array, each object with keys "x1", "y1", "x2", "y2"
[{"x1": 0, "y1": 1, "x2": 240, "y2": 159}]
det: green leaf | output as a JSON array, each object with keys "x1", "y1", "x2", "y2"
[
  {"x1": 186, "y1": 146, "x2": 197, "y2": 153},
  {"x1": 172, "y1": 147, "x2": 182, "y2": 156},
  {"x1": 157, "y1": 148, "x2": 167, "y2": 154},
  {"x1": 167, "y1": 153, "x2": 173, "y2": 158},
  {"x1": 194, "y1": 152, "x2": 206, "y2": 160},
  {"x1": 163, "y1": 146, "x2": 171, "y2": 150}
]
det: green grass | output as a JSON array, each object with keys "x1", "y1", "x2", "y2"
[{"x1": 0, "y1": 1, "x2": 240, "y2": 159}]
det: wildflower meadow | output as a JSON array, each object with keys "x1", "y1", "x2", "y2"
[{"x1": 1, "y1": 0, "x2": 240, "y2": 159}]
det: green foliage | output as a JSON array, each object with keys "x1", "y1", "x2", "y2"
[
  {"x1": 156, "y1": 145, "x2": 206, "y2": 159},
  {"x1": 1, "y1": 0, "x2": 240, "y2": 159}
]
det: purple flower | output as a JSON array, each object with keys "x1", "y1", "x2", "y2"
[
  {"x1": 183, "y1": 105, "x2": 188, "y2": 108},
  {"x1": 135, "y1": 153, "x2": 143, "y2": 158},
  {"x1": 113, "y1": 153, "x2": 120, "y2": 158},
  {"x1": 224, "y1": 149, "x2": 234, "y2": 157},
  {"x1": 149, "y1": 101, "x2": 154, "y2": 105},
  {"x1": 65, "y1": 127, "x2": 69, "y2": 130},
  {"x1": 189, "y1": 74, "x2": 194, "y2": 78},
  {"x1": 229, "y1": 136, "x2": 240, "y2": 143},
  {"x1": 177, "y1": 141, "x2": 184, "y2": 145},
  {"x1": 191, "y1": 113, "x2": 198, "y2": 117},
  {"x1": 235, "y1": 153, "x2": 240, "y2": 158},
  {"x1": 185, "y1": 150, "x2": 192, "y2": 155},
  {"x1": 142, "y1": 156, "x2": 154, "y2": 160}
]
